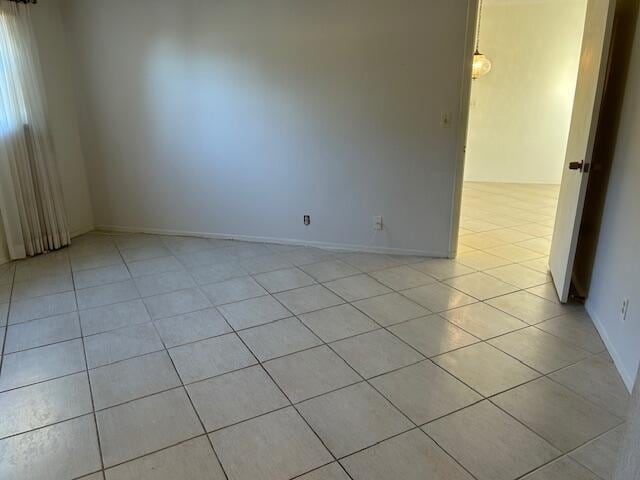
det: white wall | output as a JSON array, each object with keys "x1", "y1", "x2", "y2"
[
  {"x1": 586, "y1": 10, "x2": 640, "y2": 391},
  {"x1": 30, "y1": 0, "x2": 93, "y2": 236},
  {"x1": 60, "y1": 0, "x2": 471, "y2": 255},
  {"x1": 464, "y1": 0, "x2": 587, "y2": 184}
]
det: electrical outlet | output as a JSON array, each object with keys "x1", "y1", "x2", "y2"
[
  {"x1": 374, "y1": 215, "x2": 383, "y2": 230},
  {"x1": 441, "y1": 112, "x2": 452, "y2": 128},
  {"x1": 621, "y1": 298, "x2": 629, "y2": 322},
  {"x1": 303, "y1": 215, "x2": 310, "y2": 226}
]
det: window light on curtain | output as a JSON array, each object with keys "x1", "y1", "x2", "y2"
[{"x1": 0, "y1": 0, "x2": 70, "y2": 260}]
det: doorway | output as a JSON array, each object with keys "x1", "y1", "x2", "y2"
[{"x1": 452, "y1": 0, "x2": 614, "y2": 303}]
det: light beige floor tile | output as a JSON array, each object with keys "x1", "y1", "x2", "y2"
[
  {"x1": 352, "y1": 292, "x2": 430, "y2": 326},
  {"x1": 0, "y1": 303, "x2": 7, "y2": 327},
  {"x1": 133, "y1": 270, "x2": 196, "y2": 298},
  {"x1": 440, "y1": 302, "x2": 527, "y2": 339},
  {"x1": 370, "y1": 361, "x2": 481, "y2": 424},
  {"x1": 189, "y1": 261, "x2": 246, "y2": 285},
  {"x1": 77, "y1": 279, "x2": 140, "y2": 310},
  {"x1": 331, "y1": 329, "x2": 424, "y2": 378},
  {"x1": 200, "y1": 276, "x2": 267, "y2": 305},
  {"x1": 402, "y1": 283, "x2": 477, "y2": 313},
  {"x1": 74, "y1": 264, "x2": 131, "y2": 290},
  {"x1": 459, "y1": 232, "x2": 507, "y2": 250},
  {"x1": 339, "y1": 253, "x2": 404, "y2": 272},
  {"x1": 80, "y1": 299, "x2": 151, "y2": 336},
  {"x1": 297, "y1": 463, "x2": 350, "y2": 480},
  {"x1": 264, "y1": 346, "x2": 361, "y2": 403},
  {"x1": 520, "y1": 257, "x2": 552, "y2": 274},
  {"x1": 84, "y1": 323, "x2": 164, "y2": 369},
  {"x1": 550, "y1": 355, "x2": 631, "y2": 419},
  {"x1": 0, "y1": 415, "x2": 101, "y2": 480},
  {"x1": 493, "y1": 378, "x2": 623, "y2": 452},
  {"x1": 127, "y1": 256, "x2": 184, "y2": 278},
  {"x1": 369, "y1": 266, "x2": 436, "y2": 291},
  {"x1": 153, "y1": 307, "x2": 232, "y2": 347},
  {"x1": 457, "y1": 251, "x2": 512, "y2": 271},
  {"x1": 143, "y1": 287, "x2": 212, "y2": 320},
  {"x1": 512, "y1": 223, "x2": 554, "y2": 237},
  {"x1": 120, "y1": 245, "x2": 172, "y2": 263},
  {"x1": 433, "y1": 342, "x2": 540, "y2": 396},
  {"x1": 105, "y1": 437, "x2": 226, "y2": 480},
  {"x1": 300, "y1": 259, "x2": 360, "y2": 282},
  {"x1": 187, "y1": 365, "x2": 289, "y2": 431},
  {"x1": 485, "y1": 264, "x2": 550, "y2": 289},
  {"x1": 254, "y1": 268, "x2": 316, "y2": 293},
  {"x1": 536, "y1": 313, "x2": 606, "y2": 353},
  {"x1": 168, "y1": 333, "x2": 257, "y2": 384},
  {"x1": 424, "y1": 401, "x2": 560, "y2": 480},
  {"x1": 484, "y1": 228, "x2": 535, "y2": 244},
  {"x1": 389, "y1": 314, "x2": 478, "y2": 357},
  {"x1": 485, "y1": 244, "x2": 544, "y2": 262},
  {"x1": 281, "y1": 247, "x2": 334, "y2": 267},
  {"x1": 274, "y1": 284, "x2": 344, "y2": 315},
  {"x1": 342, "y1": 429, "x2": 474, "y2": 480},
  {"x1": 299, "y1": 304, "x2": 378, "y2": 342},
  {"x1": 90, "y1": 351, "x2": 181, "y2": 410},
  {"x1": 8, "y1": 291, "x2": 77, "y2": 325},
  {"x1": 324, "y1": 274, "x2": 392, "y2": 302},
  {"x1": 239, "y1": 317, "x2": 322, "y2": 361},
  {"x1": 4, "y1": 312, "x2": 80, "y2": 353},
  {"x1": 445, "y1": 272, "x2": 519, "y2": 300},
  {"x1": 570, "y1": 425, "x2": 626, "y2": 480},
  {"x1": 177, "y1": 248, "x2": 237, "y2": 269},
  {"x1": 526, "y1": 282, "x2": 563, "y2": 303},
  {"x1": 10, "y1": 273, "x2": 73, "y2": 302},
  {"x1": 297, "y1": 382, "x2": 412, "y2": 457},
  {"x1": 522, "y1": 456, "x2": 602, "y2": 480},
  {"x1": 517, "y1": 237, "x2": 552, "y2": 255},
  {"x1": 97, "y1": 388, "x2": 204, "y2": 467},
  {"x1": 225, "y1": 243, "x2": 272, "y2": 259},
  {"x1": 211, "y1": 407, "x2": 332, "y2": 480},
  {"x1": 162, "y1": 236, "x2": 213, "y2": 255},
  {"x1": 218, "y1": 295, "x2": 292, "y2": 329},
  {"x1": 114, "y1": 234, "x2": 163, "y2": 250},
  {"x1": 488, "y1": 327, "x2": 590, "y2": 374},
  {"x1": 487, "y1": 291, "x2": 569, "y2": 324},
  {"x1": 0, "y1": 339, "x2": 86, "y2": 391},
  {"x1": 411, "y1": 258, "x2": 475, "y2": 280},
  {"x1": 71, "y1": 251, "x2": 123, "y2": 272},
  {"x1": 239, "y1": 253, "x2": 293, "y2": 275},
  {"x1": 82, "y1": 472, "x2": 105, "y2": 480},
  {"x1": 0, "y1": 372, "x2": 92, "y2": 438}
]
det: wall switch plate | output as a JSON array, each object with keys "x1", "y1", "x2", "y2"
[
  {"x1": 621, "y1": 298, "x2": 629, "y2": 322},
  {"x1": 374, "y1": 215, "x2": 383, "y2": 230}
]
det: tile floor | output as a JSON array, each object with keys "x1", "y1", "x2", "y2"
[{"x1": 0, "y1": 181, "x2": 631, "y2": 479}]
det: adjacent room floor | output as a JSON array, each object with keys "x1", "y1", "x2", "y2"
[{"x1": 0, "y1": 182, "x2": 631, "y2": 480}]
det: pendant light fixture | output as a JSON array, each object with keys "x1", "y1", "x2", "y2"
[{"x1": 472, "y1": 0, "x2": 492, "y2": 80}]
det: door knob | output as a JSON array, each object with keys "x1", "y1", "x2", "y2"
[{"x1": 569, "y1": 160, "x2": 584, "y2": 171}]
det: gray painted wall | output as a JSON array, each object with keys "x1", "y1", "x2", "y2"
[{"x1": 60, "y1": 0, "x2": 471, "y2": 255}]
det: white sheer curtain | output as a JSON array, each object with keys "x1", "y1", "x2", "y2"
[{"x1": 0, "y1": 0, "x2": 69, "y2": 260}]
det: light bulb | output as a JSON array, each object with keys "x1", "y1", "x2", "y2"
[{"x1": 472, "y1": 51, "x2": 492, "y2": 80}]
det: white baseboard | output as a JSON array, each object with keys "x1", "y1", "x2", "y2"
[
  {"x1": 71, "y1": 225, "x2": 95, "y2": 239},
  {"x1": 586, "y1": 302, "x2": 637, "y2": 392},
  {"x1": 95, "y1": 224, "x2": 448, "y2": 258},
  {"x1": 464, "y1": 178, "x2": 561, "y2": 185}
]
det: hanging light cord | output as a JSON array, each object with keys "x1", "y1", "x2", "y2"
[{"x1": 475, "y1": 0, "x2": 484, "y2": 53}]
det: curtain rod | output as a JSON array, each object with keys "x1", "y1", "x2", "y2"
[{"x1": 7, "y1": 0, "x2": 38, "y2": 4}]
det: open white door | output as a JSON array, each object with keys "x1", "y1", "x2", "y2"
[{"x1": 549, "y1": 0, "x2": 615, "y2": 302}]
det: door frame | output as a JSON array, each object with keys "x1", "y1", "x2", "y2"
[{"x1": 448, "y1": 0, "x2": 479, "y2": 258}]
